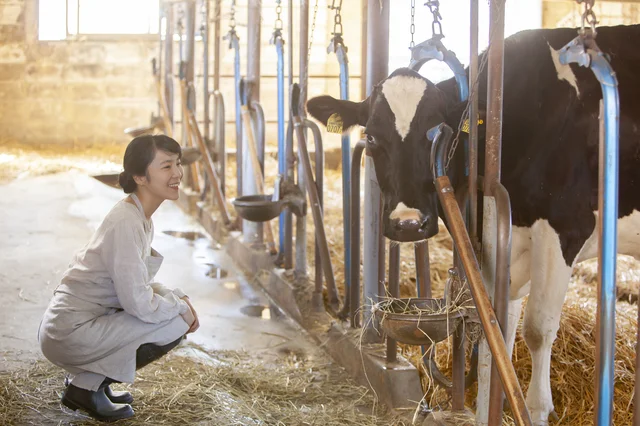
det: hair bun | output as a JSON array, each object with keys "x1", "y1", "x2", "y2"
[{"x1": 118, "y1": 171, "x2": 136, "y2": 193}]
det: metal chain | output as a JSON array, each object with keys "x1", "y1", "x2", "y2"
[
  {"x1": 426, "y1": 1, "x2": 443, "y2": 37},
  {"x1": 329, "y1": 0, "x2": 343, "y2": 37},
  {"x1": 229, "y1": 0, "x2": 236, "y2": 31},
  {"x1": 577, "y1": 0, "x2": 598, "y2": 35},
  {"x1": 307, "y1": 0, "x2": 319, "y2": 65},
  {"x1": 274, "y1": 0, "x2": 283, "y2": 32},
  {"x1": 409, "y1": 0, "x2": 416, "y2": 48}
]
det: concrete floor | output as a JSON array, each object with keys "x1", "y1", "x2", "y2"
[{"x1": 0, "y1": 170, "x2": 317, "y2": 371}]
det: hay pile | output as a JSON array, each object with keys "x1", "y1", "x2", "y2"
[{"x1": 0, "y1": 346, "x2": 405, "y2": 426}]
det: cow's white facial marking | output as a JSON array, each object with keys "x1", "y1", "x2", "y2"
[
  {"x1": 381, "y1": 75, "x2": 427, "y2": 140},
  {"x1": 389, "y1": 202, "x2": 422, "y2": 222},
  {"x1": 548, "y1": 43, "x2": 580, "y2": 97}
]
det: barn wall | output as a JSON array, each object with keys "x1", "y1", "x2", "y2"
[{"x1": 0, "y1": 0, "x2": 363, "y2": 150}]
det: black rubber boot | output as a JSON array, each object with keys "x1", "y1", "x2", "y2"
[
  {"x1": 101, "y1": 378, "x2": 134, "y2": 405},
  {"x1": 61, "y1": 383, "x2": 134, "y2": 422},
  {"x1": 135, "y1": 336, "x2": 184, "y2": 370}
]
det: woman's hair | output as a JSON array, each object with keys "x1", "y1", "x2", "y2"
[{"x1": 118, "y1": 135, "x2": 182, "y2": 193}]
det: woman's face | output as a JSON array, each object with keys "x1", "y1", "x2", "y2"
[{"x1": 139, "y1": 149, "x2": 183, "y2": 201}]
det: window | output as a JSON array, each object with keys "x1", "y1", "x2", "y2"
[{"x1": 39, "y1": 0, "x2": 160, "y2": 41}]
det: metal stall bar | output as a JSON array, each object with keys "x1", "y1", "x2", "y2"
[
  {"x1": 223, "y1": 0, "x2": 242, "y2": 200},
  {"x1": 327, "y1": 1, "x2": 352, "y2": 322},
  {"x1": 303, "y1": 119, "x2": 330, "y2": 311},
  {"x1": 271, "y1": 7, "x2": 287, "y2": 258},
  {"x1": 362, "y1": 0, "x2": 389, "y2": 343},
  {"x1": 386, "y1": 243, "x2": 400, "y2": 363},
  {"x1": 164, "y1": 3, "x2": 175, "y2": 128},
  {"x1": 203, "y1": 0, "x2": 210, "y2": 145},
  {"x1": 558, "y1": 22, "x2": 619, "y2": 425},
  {"x1": 430, "y1": 124, "x2": 532, "y2": 426},
  {"x1": 283, "y1": 0, "x2": 295, "y2": 271},
  {"x1": 212, "y1": 91, "x2": 226, "y2": 197},
  {"x1": 295, "y1": 0, "x2": 310, "y2": 279},
  {"x1": 292, "y1": 83, "x2": 340, "y2": 312},
  {"x1": 469, "y1": 0, "x2": 480, "y2": 243},
  {"x1": 349, "y1": 140, "x2": 366, "y2": 327},
  {"x1": 242, "y1": 0, "x2": 263, "y2": 246}
]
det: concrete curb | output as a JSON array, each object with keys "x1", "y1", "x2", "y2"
[{"x1": 177, "y1": 189, "x2": 425, "y2": 411}]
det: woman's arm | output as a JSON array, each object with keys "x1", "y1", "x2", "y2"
[{"x1": 101, "y1": 221, "x2": 190, "y2": 324}]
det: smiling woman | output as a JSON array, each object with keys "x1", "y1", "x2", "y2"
[{"x1": 37, "y1": 135, "x2": 199, "y2": 422}]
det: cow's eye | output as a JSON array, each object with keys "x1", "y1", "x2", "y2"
[{"x1": 366, "y1": 134, "x2": 376, "y2": 145}]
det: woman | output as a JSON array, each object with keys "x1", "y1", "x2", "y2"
[{"x1": 38, "y1": 135, "x2": 200, "y2": 422}]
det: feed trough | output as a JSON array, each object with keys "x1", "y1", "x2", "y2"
[{"x1": 375, "y1": 298, "x2": 467, "y2": 346}]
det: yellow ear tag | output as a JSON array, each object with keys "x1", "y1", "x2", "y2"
[
  {"x1": 461, "y1": 118, "x2": 484, "y2": 134},
  {"x1": 326, "y1": 113, "x2": 344, "y2": 134}
]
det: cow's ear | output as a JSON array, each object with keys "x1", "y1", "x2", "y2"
[
  {"x1": 306, "y1": 96, "x2": 369, "y2": 134},
  {"x1": 445, "y1": 100, "x2": 487, "y2": 135}
]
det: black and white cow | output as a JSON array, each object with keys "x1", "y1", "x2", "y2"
[{"x1": 307, "y1": 25, "x2": 640, "y2": 424}]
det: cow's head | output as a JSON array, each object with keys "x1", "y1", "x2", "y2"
[{"x1": 307, "y1": 68, "x2": 469, "y2": 242}]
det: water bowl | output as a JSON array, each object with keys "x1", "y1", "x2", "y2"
[{"x1": 232, "y1": 194, "x2": 283, "y2": 222}]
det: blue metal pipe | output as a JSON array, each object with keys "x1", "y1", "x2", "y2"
[
  {"x1": 275, "y1": 35, "x2": 287, "y2": 255},
  {"x1": 333, "y1": 41, "x2": 352, "y2": 301},
  {"x1": 226, "y1": 32, "x2": 243, "y2": 198},
  {"x1": 559, "y1": 35, "x2": 619, "y2": 426},
  {"x1": 591, "y1": 50, "x2": 619, "y2": 426}
]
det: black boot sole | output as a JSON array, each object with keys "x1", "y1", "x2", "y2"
[{"x1": 62, "y1": 396, "x2": 134, "y2": 422}]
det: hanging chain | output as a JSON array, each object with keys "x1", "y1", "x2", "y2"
[
  {"x1": 329, "y1": 0, "x2": 343, "y2": 37},
  {"x1": 307, "y1": 0, "x2": 319, "y2": 65},
  {"x1": 229, "y1": 0, "x2": 237, "y2": 31},
  {"x1": 426, "y1": 1, "x2": 443, "y2": 37},
  {"x1": 409, "y1": 0, "x2": 416, "y2": 48},
  {"x1": 274, "y1": 0, "x2": 283, "y2": 32},
  {"x1": 577, "y1": 0, "x2": 598, "y2": 35}
]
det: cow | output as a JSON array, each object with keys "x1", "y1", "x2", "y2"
[{"x1": 306, "y1": 25, "x2": 640, "y2": 425}]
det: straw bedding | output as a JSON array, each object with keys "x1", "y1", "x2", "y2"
[
  {"x1": 3, "y1": 144, "x2": 638, "y2": 424},
  {"x1": 0, "y1": 345, "x2": 405, "y2": 426}
]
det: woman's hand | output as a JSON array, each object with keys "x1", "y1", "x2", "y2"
[{"x1": 180, "y1": 296, "x2": 200, "y2": 334}]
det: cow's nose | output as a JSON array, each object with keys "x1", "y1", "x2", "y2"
[{"x1": 394, "y1": 215, "x2": 430, "y2": 232}]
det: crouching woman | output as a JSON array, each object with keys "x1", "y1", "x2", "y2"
[{"x1": 38, "y1": 135, "x2": 200, "y2": 422}]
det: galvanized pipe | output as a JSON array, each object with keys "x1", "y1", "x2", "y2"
[
  {"x1": 299, "y1": 0, "x2": 309, "y2": 115},
  {"x1": 213, "y1": 91, "x2": 225, "y2": 196},
  {"x1": 386, "y1": 243, "x2": 400, "y2": 363},
  {"x1": 213, "y1": 0, "x2": 221, "y2": 92},
  {"x1": 452, "y1": 320, "x2": 466, "y2": 410},
  {"x1": 292, "y1": 115, "x2": 340, "y2": 311},
  {"x1": 285, "y1": 119, "x2": 295, "y2": 270},
  {"x1": 164, "y1": 4, "x2": 174, "y2": 125},
  {"x1": 415, "y1": 241, "x2": 431, "y2": 298},
  {"x1": 243, "y1": 0, "x2": 263, "y2": 245},
  {"x1": 303, "y1": 119, "x2": 326, "y2": 310},
  {"x1": 469, "y1": 0, "x2": 479, "y2": 242},
  {"x1": 203, "y1": 0, "x2": 210, "y2": 142},
  {"x1": 349, "y1": 140, "x2": 366, "y2": 327},
  {"x1": 362, "y1": 0, "x2": 389, "y2": 341},
  {"x1": 488, "y1": 181, "x2": 513, "y2": 423}
]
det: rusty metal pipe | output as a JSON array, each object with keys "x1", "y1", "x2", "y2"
[
  {"x1": 348, "y1": 140, "x2": 366, "y2": 327},
  {"x1": 488, "y1": 181, "x2": 513, "y2": 423},
  {"x1": 292, "y1": 114, "x2": 340, "y2": 311},
  {"x1": 435, "y1": 176, "x2": 531, "y2": 426},
  {"x1": 386, "y1": 243, "x2": 400, "y2": 363},
  {"x1": 188, "y1": 111, "x2": 232, "y2": 225},
  {"x1": 484, "y1": 0, "x2": 505, "y2": 195}
]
